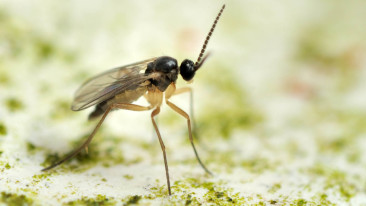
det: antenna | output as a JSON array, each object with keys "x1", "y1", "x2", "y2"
[{"x1": 194, "y1": 4, "x2": 225, "y2": 69}]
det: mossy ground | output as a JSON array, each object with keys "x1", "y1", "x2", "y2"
[{"x1": 1, "y1": 1, "x2": 366, "y2": 205}]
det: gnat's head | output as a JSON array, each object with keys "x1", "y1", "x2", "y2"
[
  {"x1": 145, "y1": 4, "x2": 225, "y2": 92},
  {"x1": 179, "y1": 4, "x2": 225, "y2": 81}
]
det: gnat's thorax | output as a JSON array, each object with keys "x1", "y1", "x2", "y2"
[{"x1": 145, "y1": 56, "x2": 179, "y2": 92}]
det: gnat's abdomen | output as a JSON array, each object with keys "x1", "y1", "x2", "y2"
[{"x1": 88, "y1": 85, "x2": 148, "y2": 120}]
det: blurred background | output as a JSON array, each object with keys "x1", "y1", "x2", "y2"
[{"x1": 1, "y1": 0, "x2": 366, "y2": 205}]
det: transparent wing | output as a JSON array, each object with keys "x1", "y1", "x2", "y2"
[{"x1": 71, "y1": 57, "x2": 158, "y2": 111}]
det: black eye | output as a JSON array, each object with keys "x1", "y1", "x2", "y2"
[{"x1": 180, "y1": 59, "x2": 195, "y2": 81}]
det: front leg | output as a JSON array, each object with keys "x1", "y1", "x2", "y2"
[{"x1": 171, "y1": 87, "x2": 198, "y2": 140}]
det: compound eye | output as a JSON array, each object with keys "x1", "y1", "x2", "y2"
[{"x1": 180, "y1": 59, "x2": 195, "y2": 81}]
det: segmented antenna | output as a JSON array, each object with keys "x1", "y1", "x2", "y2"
[{"x1": 194, "y1": 4, "x2": 225, "y2": 68}]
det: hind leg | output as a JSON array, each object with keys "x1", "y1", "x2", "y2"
[{"x1": 42, "y1": 103, "x2": 152, "y2": 171}]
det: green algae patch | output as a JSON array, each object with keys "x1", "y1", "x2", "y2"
[
  {"x1": 65, "y1": 194, "x2": 115, "y2": 206},
  {"x1": 68, "y1": 133, "x2": 131, "y2": 171},
  {"x1": 204, "y1": 149, "x2": 277, "y2": 174},
  {"x1": 32, "y1": 35, "x2": 78, "y2": 63},
  {"x1": 310, "y1": 193, "x2": 335, "y2": 206},
  {"x1": 0, "y1": 122, "x2": 7, "y2": 135},
  {"x1": 0, "y1": 192, "x2": 34, "y2": 206},
  {"x1": 0, "y1": 72, "x2": 10, "y2": 85},
  {"x1": 294, "y1": 199, "x2": 307, "y2": 206},
  {"x1": 0, "y1": 6, "x2": 77, "y2": 68},
  {"x1": 198, "y1": 106, "x2": 262, "y2": 139},
  {"x1": 309, "y1": 107, "x2": 366, "y2": 162},
  {"x1": 34, "y1": 37, "x2": 58, "y2": 60},
  {"x1": 296, "y1": 28, "x2": 351, "y2": 71},
  {"x1": 164, "y1": 178, "x2": 249, "y2": 205},
  {"x1": 26, "y1": 142, "x2": 43, "y2": 155},
  {"x1": 41, "y1": 153, "x2": 61, "y2": 169},
  {"x1": 294, "y1": 22, "x2": 360, "y2": 91},
  {"x1": 123, "y1": 174, "x2": 134, "y2": 180},
  {"x1": 40, "y1": 132, "x2": 146, "y2": 173},
  {"x1": 5, "y1": 163, "x2": 11, "y2": 169},
  {"x1": 203, "y1": 186, "x2": 244, "y2": 205},
  {"x1": 32, "y1": 173, "x2": 51, "y2": 181},
  {"x1": 124, "y1": 195, "x2": 142, "y2": 205},
  {"x1": 5, "y1": 98, "x2": 24, "y2": 112},
  {"x1": 198, "y1": 65, "x2": 263, "y2": 139},
  {"x1": 326, "y1": 170, "x2": 358, "y2": 201},
  {"x1": 268, "y1": 183, "x2": 281, "y2": 194},
  {"x1": 0, "y1": 9, "x2": 24, "y2": 59},
  {"x1": 240, "y1": 157, "x2": 278, "y2": 174},
  {"x1": 50, "y1": 100, "x2": 75, "y2": 120},
  {"x1": 307, "y1": 164, "x2": 360, "y2": 201}
]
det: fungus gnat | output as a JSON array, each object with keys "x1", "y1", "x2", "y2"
[{"x1": 42, "y1": 4, "x2": 225, "y2": 195}]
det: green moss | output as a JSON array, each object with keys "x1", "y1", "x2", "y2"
[
  {"x1": 185, "y1": 198, "x2": 192, "y2": 205},
  {"x1": 295, "y1": 25, "x2": 358, "y2": 89},
  {"x1": 307, "y1": 164, "x2": 358, "y2": 201},
  {"x1": 282, "y1": 197, "x2": 335, "y2": 206},
  {"x1": 50, "y1": 100, "x2": 74, "y2": 120},
  {"x1": 295, "y1": 199, "x2": 307, "y2": 206},
  {"x1": 269, "y1": 200, "x2": 277, "y2": 204},
  {"x1": 32, "y1": 173, "x2": 50, "y2": 181},
  {"x1": 40, "y1": 132, "x2": 146, "y2": 172},
  {"x1": 240, "y1": 157, "x2": 277, "y2": 174},
  {"x1": 311, "y1": 193, "x2": 334, "y2": 205},
  {"x1": 0, "y1": 122, "x2": 7, "y2": 135},
  {"x1": 168, "y1": 178, "x2": 248, "y2": 205},
  {"x1": 198, "y1": 65, "x2": 263, "y2": 138},
  {"x1": 26, "y1": 142, "x2": 38, "y2": 154},
  {"x1": 124, "y1": 195, "x2": 141, "y2": 205},
  {"x1": 70, "y1": 134, "x2": 131, "y2": 170},
  {"x1": 199, "y1": 106, "x2": 262, "y2": 138},
  {"x1": 0, "y1": 73, "x2": 10, "y2": 85},
  {"x1": 204, "y1": 188, "x2": 247, "y2": 205},
  {"x1": 347, "y1": 151, "x2": 361, "y2": 163},
  {"x1": 34, "y1": 38, "x2": 56, "y2": 59},
  {"x1": 0, "y1": 10, "x2": 23, "y2": 58},
  {"x1": 5, "y1": 163, "x2": 11, "y2": 169},
  {"x1": 0, "y1": 192, "x2": 34, "y2": 206},
  {"x1": 33, "y1": 36, "x2": 78, "y2": 63},
  {"x1": 0, "y1": 7, "x2": 77, "y2": 66},
  {"x1": 268, "y1": 183, "x2": 281, "y2": 194},
  {"x1": 327, "y1": 171, "x2": 357, "y2": 201},
  {"x1": 144, "y1": 176, "x2": 341, "y2": 205},
  {"x1": 41, "y1": 153, "x2": 61, "y2": 168},
  {"x1": 123, "y1": 174, "x2": 133, "y2": 180},
  {"x1": 65, "y1": 194, "x2": 115, "y2": 206},
  {"x1": 5, "y1": 97, "x2": 24, "y2": 112},
  {"x1": 310, "y1": 108, "x2": 366, "y2": 164}
]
